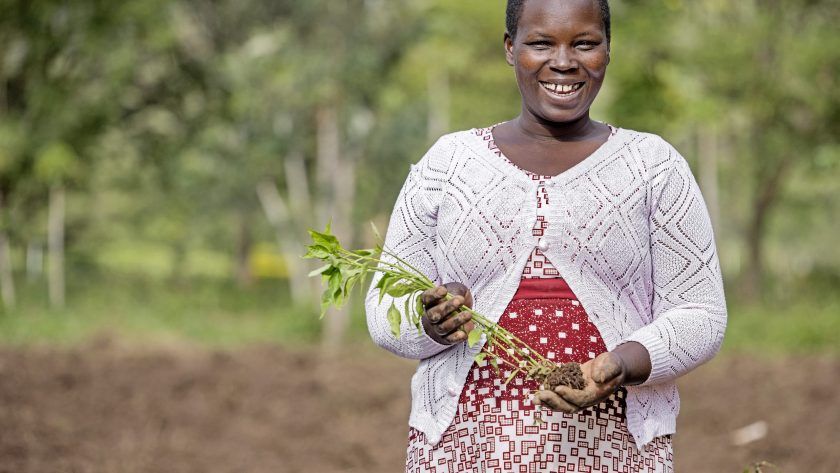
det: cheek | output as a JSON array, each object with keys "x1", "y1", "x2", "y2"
[
  {"x1": 514, "y1": 55, "x2": 543, "y2": 80},
  {"x1": 585, "y1": 55, "x2": 610, "y2": 80}
]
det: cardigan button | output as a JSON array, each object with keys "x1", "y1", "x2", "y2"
[
  {"x1": 537, "y1": 238, "x2": 549, "y2": 252},
  {"x1": 447, "y1": 379, "x2": 460, "y2": 397}
]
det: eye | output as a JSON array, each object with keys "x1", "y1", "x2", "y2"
[
  {"x1": 526, "y1": 41, "x2": 551, "y2": 50},
  {"x1": 575, "y1": 41, "x2": 600, "y2": 51}
]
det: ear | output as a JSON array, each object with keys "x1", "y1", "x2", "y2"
[
  {"x1": 504, "y1": 32, "x2": 514, "y2": 66},
  {"x1": 606, "y1": 44, "x2": 611, "y2": 66}
]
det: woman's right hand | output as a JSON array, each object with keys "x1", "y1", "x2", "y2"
[{"x1": 420, "y1": 282, "x2": 475, "y2": 345}]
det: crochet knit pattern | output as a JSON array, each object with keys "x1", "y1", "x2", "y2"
[{"x1": 365, "y1": 126, "x2": 727, "y2": 448}]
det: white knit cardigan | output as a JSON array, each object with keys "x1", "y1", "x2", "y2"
[{"x1": 365, "y1": 126, "x2": 727, "y2": 448}]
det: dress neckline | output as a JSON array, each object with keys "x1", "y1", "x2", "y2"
[{"x1": 478, "y1": 122, "x2": 624, "y2": 184}]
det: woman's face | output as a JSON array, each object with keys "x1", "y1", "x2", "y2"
[{"x1": 505, "y1": 0, "x2": 610, "y2": 125}]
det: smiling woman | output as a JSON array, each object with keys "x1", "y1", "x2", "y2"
[
  {"x1": 365, "y1": 1, "x2": 727, "y2": 472},
  {"x1": 506, "y1": 0, "x2": 609, "y2": 131}
]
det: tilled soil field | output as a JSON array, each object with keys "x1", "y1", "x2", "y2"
[{"x1": 0, "y1": 337, "x2": 837, "y2": 473}]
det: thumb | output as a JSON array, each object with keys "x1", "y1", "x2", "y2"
[{"x1": 592, "y1": 353, "x2": 623, "y2": 384}]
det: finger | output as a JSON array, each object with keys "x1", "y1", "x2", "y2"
[
  {"x1": 592, "y1": 353, "x2": 623, "y2": 384},
  {"x1": 427, "y1": 296, "x2": 464, "y2": 324},
  {"x1": 437, "y1": 311, "x2": 472, "y2": 334},
  {"x1": 534, "y1": 390, "x2": 580, "y2": 414},
  {"x1": 444, "y1": 329, "x2": 468, "y2": 344},
  {"x1": 553, "y1": 385, "x2": 592, "y2": 407},
  {"x1": 442, "y1": 321, "x2": 476, "y2": 344},
  {"x1": 443, "y1": 282, "x2": 474, "y2": 309},
  {"x1": 421, "y1": 286, "x2": 448, "y2": 308}
]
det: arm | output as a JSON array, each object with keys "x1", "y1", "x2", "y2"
[
  {"x1": 622, "y1": 150, "x2": 728, "y2": 386},
  {"x1": 538, "y1": 147, "x2": 727, "y2": 413},
  {"x1": 365, "y1": 138, "x2": 460, "y2": 360}
]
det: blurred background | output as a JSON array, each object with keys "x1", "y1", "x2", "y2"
[{"x1": 0, "y1": 0, "x2": 837, "y2": 472}]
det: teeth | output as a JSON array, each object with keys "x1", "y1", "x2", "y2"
[{"x1": 541, "y1": 82, "x2": 582, "y2": 94}]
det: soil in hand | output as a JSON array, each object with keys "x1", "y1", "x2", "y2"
[{"x1": 545, "y1": 362, "x2": 585, "y2": 390}]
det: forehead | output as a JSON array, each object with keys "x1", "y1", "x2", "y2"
[{"x1": 518, "y1": 0, "x2": 603, "y2": 35}]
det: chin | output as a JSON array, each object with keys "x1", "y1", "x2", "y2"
[{"x1": 531, "y1": 105, "x2": 589, "y2": 125}]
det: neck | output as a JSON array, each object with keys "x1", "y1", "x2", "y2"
[{"x1": 515, "y1": 110, "x2": 597, "y2": 142}]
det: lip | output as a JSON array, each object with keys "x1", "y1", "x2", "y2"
[{"x1": 540, "y1": 80, "x2": 585, "y2": 86}]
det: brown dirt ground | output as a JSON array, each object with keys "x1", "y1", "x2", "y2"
[{"x1": 0, "y1": 336, "x2": 837, "y2": 473}]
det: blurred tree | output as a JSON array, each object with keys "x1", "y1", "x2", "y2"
[
  {"x1": 35, "y1": 141, "x2": 79, "y2": 307},
  {"x1": 0, "y1": 0, "x2": 836, "y2": 321},
  {"x1": 607, "y1": 0, "x2": 839, "y2": 300},
  {"x1": 0, "y1": 0, "x2": 153, "y2": 307}
]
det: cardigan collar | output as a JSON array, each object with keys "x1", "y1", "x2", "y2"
[{"x1": 461, "y1": 124, "x2": 635, "y2": 188}]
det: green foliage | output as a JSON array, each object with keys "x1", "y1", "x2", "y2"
[
  {"x1": 303, "y1": 223, "x2": 382, "y2": 317},
  {"x1": 468, "y1": 328, "x2": 482, "y2": 348},
  {"x1": 0, "y1": 0, "x2": 836, "y2": 351},
  {"x1": 35, "y1": 142, "x2": 79, "y2": 184}
]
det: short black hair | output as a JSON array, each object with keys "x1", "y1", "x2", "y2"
[{"x1": 506, "y1": 0, "x2": 611, "y2": 44}]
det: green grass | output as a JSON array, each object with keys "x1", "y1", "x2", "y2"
[
  {"x1": 722, "y1": 297, "x2": 840, "y2": 356},
  {"x1": 1, "y1": 271, "x2": 837, "y2": 356},
  {"x1": 0, "y1": 272, "x2": 325, "y2": 348}
]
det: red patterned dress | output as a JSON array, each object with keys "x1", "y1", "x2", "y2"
[{"x1": 405, "y1": 126, "x2": 673, "y2": 473}]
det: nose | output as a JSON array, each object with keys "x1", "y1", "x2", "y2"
[{"x1": 549, "y1": 45, "x2": 578, "y2": 71}]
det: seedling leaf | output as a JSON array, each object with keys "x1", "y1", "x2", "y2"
[
  {"x1": 387, "y1": 302, "x2": 402, "y2": 338},
  {"x1": 386, "y1": 282, "x2": 415, "y2": 298},
  {"x1": 370, "y1": 221, "x2": 383, "y2": 243},
  {"x1": 308, "y1": 264, "x2": 331, "y2": 277},
  {"x1": 467, "y1": 329, "x2": 482, "y2": 347}
]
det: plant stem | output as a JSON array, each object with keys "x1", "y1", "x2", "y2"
[{"x1": 309, "y1": 232, "x2": 554, "y2": 382}]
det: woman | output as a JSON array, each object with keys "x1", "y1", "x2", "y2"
[{"x1": 366, "y1": 0, "x2": 727, "y2": 471}]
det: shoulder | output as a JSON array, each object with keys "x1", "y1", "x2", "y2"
[
  {"x1": 615, "y1": 127, "x2": 693, "y2": 180},
  {"x1": 619, "y1": 128, "x2": 683, "y2": 161},
  {"x1": 427, "y1": 127, "x2": 490, "y2": 154},
  {"x1": 415, "y1": 126, "x2": 496, "y2": 172}
]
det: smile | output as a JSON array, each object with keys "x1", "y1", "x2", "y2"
[{"x1": 539, "y1": 81, "x2": 584, "y2": 97}]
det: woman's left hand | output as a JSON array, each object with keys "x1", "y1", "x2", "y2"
[{"x1": 533, "y1": 352, "x2": 625, "y2": 414}]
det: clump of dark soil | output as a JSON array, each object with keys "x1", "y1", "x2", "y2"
[{"x1": 544, "y1": 362, "x2": 586, "y2": 390}]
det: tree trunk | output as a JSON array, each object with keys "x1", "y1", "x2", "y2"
[
  {"x1": 697, "y1": 126, "x2": 720, "y2": 230},
  {"x1": 0, "y1": 213, "x2": 15, "y2": 309},
  {"x1": 741, "y1": 153, "x2": 795, "y2": 302},
  {"x1": 0, "y1": 191, "x2": 15, "y2": 309},
  {"x1": 256, "y1": 179, "x2": 310, "y2": 304},
  {"x1": 234, "y1": 210, "x2": 253, "y2": 287},
  {"x1": 315, "y1": 105, "x2": 352, "y2": 352},
  {"x1": 315, "y1": 106, "x2": 341, "y2": 228},
  {"x1": 48, "y1": 183, "x2": 65, "y2": 308},
  {"x1": 26, "y1": 241, "x2": 44, "y2": 281},
  {"x1": 283, "y1": 151, "x2": 320, "y2": 298},
  {"x1": 427, "y1": 68, "x2": 450, "y2": 143}
]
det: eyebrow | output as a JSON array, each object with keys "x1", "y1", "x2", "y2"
[
  {"x1": 524, "y1": 29, "x2": 602, "y2": 40},
  {"x1": 525, "y1": 32, "x2": 554, "y2": 40}
]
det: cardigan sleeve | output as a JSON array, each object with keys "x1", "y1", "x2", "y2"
[
  {"x1": 623, "y1": 146, "x2": 728, "y2": 386},
  {"x1": 365, "y1": 137, "x2": 452, "y2": 360}
]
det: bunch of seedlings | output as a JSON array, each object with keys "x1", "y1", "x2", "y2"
[{"x1": 304, "y1": 224, "x2": 585, "y2": 392}]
